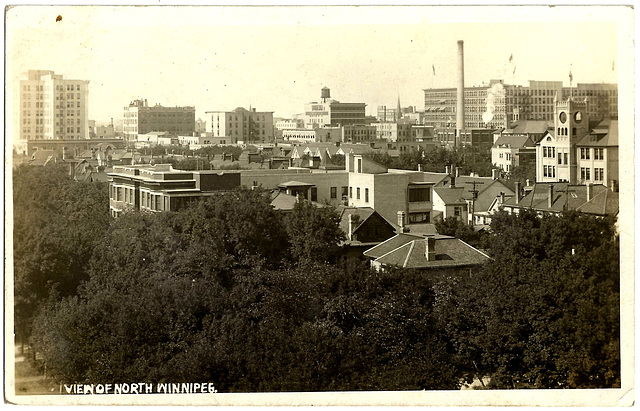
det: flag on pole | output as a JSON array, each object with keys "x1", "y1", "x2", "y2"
[
  {"x1": 513, "y1": 65, "x2": 516, "y2": 75},
  {"x1": 569, "y1": 66, "x2": 573, "y2": 84},
  {"x1": 432, "y1": 64, "x2": 436, "y2": 76},
  {"x1": 612, "y1": 59, "x2": 615, "y2": 71},
  {"x1": 509, "y1": 53, "x2": 513, "y2": 63}
]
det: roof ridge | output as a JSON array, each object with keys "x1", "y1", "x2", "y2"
[{"x1": 403, "y1": 240, "x2": 416, "y2": 268}]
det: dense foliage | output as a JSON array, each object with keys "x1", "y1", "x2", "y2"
[
  {"x1": 14, "y1": 165, "x2": 621, "y2": 391},
  {"x1": 364, "y1": 146, "x2": 494, "y2": 176}
]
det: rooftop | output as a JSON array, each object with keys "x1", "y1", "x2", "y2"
[{"x1": 364, "y1": 234, "x2": 490, "y2": 269}]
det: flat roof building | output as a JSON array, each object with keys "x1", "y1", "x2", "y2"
[
  {"x1": 18, "y1": 70, "x2": 90, "y2": 141},
  {"x1": 123, "y1": 99, "x2": 195, "y2": 146}
]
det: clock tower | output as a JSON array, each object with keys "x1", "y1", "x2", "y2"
[{"x1": 553, "y1": 95, "x2": 589, "y2": 183}]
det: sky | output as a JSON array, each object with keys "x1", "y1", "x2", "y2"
[{"x1": 6, "y1": 5, "x2": 631, "y2": 127}]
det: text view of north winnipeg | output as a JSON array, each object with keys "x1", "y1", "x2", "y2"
[{"x1": 8, "y1": 6, "x2": 627, "y2": 403}]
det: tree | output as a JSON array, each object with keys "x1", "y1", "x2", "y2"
[
  {"x1": 434, "y1": 216, "x2": 488, "y2": 249},
  {"x1": 433, "y1": 211, "x2": 620, "y2": 388},
  {"x1": 13, "y1": 164, "x2": 111, "y2": 345},
  {"x1": 283, "y1": 201, "x2": 345, "y2": 265}
]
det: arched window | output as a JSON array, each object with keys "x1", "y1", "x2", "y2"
[{"x1": 572, "y1": 127, "x2": 577, "y2": 137}]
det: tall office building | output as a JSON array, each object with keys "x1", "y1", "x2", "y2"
[
  {"x1": 423, "y1": 80, "x2": 617, "y2": 130},
  {"x1": 123, "y1": 99, "x2": 195, "y2": 145},
  {"x1": 18, "y1": 70, "x2": 90, "y2": 140}
]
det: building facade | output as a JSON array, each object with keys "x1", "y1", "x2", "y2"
[
  {"x1": 423, "y1": 80, "x2": 617, "y2": 131},
  {"x1": 492, "y1": 135, "x2": 536, "y2": 173},
  {"x1": 304, "y1": 88, "x2": 366, "y2": 129},
  {"x1": 536, "y1": 97, "x2": 590, "y2": 184},
  {"x1": 206, "y1": 107, "x2": 274, "y2": 144},
  {"x1": 18, "y1": 70, "x2": 90, "y2": 141},
  {"x1": 123, "y1": 99, "x2": 195, "y2": 145},
  {"x1": 575, "y1": 119, "x2": 618, "y2": 187},
  {"x1": 108, "y1": 164, "x2": 240, "y2": 217}
]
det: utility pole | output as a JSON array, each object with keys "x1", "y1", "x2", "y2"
[{"x1": 465, "y1": 180, "x2": 484, "y2": 226}]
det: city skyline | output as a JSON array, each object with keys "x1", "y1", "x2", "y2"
[{"x1": 7, "y1": 6, "x2": 627, "y2": 129}]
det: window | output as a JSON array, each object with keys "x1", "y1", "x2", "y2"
[
  {"x1": 409, "y1": 187, "x2": 430, "y2": 202},
  {"x1": 365, "y1": 188, "x2": 369, "y2": 203},
  {"x1": 454, "y1": 206, "x2": 463, "y2": 218},
  {"x1": 342, "y1": 186, "x2": 348, "y2": 199},
  {"x1": 558, "y1": 152, "x2": 562, "y2": 164},
  {"x1": 585, "y1": 168, "x2": 591, "y2": 180},
  {"x1": 564, "y1": 153, "x2": 568, "y2": 164},
  {"x1": 330, "y1": 187, "x2": 337, "y2": 199},
  {"x1": 349, "y1": 187, "x2": 353, "y2": 199},
  {"x1": 357, "y1": 158, "x2": 362, "y2": 173},
  {"x1": 311, "y1": 187, "x2": 318, "y2": 202},
  {"x1": 408, "y1": 212, "x2": 430, "y2": 223},
  {"x1": 356, "y1": 187, "x2": 360, "y2": 200}
]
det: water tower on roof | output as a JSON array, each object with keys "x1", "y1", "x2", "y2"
[{"x1": 321, "y1": 87, "x2": 331, "y2": 103}]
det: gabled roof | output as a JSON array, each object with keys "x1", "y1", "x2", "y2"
[
  {"x1": 433, "y1": 187, "x2": 466, "y2": 205},
  {"x1": 365, "y1": 234, "x2": 490, "y2": 269},
  {"x1": 576, "y1": 119, "x2": 618, "y2": 147},
  {"x1": 510, "y1": 120, "x2": 552, "y2": 134},
  {"x1": 493, "y1": 135, "x2": 535, "y2": 149}
]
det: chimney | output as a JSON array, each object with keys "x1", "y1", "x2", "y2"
[
  {"x1": 499, "y1": 191, "x2": 505, "y2": 204},
  {"x1": 548, "y1": 184, "x2": 554, "y2": 208},
  {"x1": 418, "y1": 164, "x2": 422, "y2": 172},
  {"x1": 586, "y1": 182, "x2": 593, "y2": 201},
  {"x1": 526, "y1": 179, "x2": 531, "y2": 187},
  {"x1": 456, "y1": 40, "x2": 465, "y2": 148},
  {"x1": 514, "y1": 181, "x2": 521, "y2": 203},
  {"x1": 450, "y1": 174, "x2": 456, "y2": 188},
  {"x1": 445, "y1": 165, "x2": 450, "y2": 174},
  {"x1": 492, "y1": 168, "x2": 499, "y2": 180},
  {"x1": 455, "y1": 167, "x2": 460, "y2": 178},
  {"x1": 425, "y1": 236, "x2": 436, "y2": 261},
  {"x1": 397, "y1": 211, "x2": 408, "y2": 232}
]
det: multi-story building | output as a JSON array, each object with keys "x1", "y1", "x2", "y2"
[
  {"x1": 95, "y1": 124, "x2": 116, "y2": 139},
  {"x1": 376, "y1": 105, "x2": 417, "y2": 122},
  {"x1": 536, "y1": 97, "x2": 591, "y2": 184},
  {"x1": 195, "y1": 118, "x2": 206, "y2": 133},
  {"x1": 304, "y1": 87, "x2": 366, "y2": 129},
  {"x1": 206, "y1": 107, "x2": 274, "y2": 144},
  {"x1": 575, "y1": 119, "x2": 618, "y2": 187},
  {"x1": 123, "y1": 99, "x2": 195, "y2": 146},
  {"x1": 346, "y1": 153, "x2": 436, "y2": 225},
  {"x1": 274, "y1": 118, "x2": 305, "y2": 130},
  {"x1": 108, "y1": 164, "x2": 241, "y2": 217},
  {"x1": 342, "y1": 124, "x2": 377, "y2": 143},
  {"x1": 491, "y1": 135, "x2": 536, "y2": 173},
  {"x1": 18, "y1": 70, "x2": 90, "y2": 140},
  {"x1": 373, "y1": 121, "x2": 413, "y2": 143},
  {"x1": 423, "y1": 79, "x2": 617, "y2": 131}
]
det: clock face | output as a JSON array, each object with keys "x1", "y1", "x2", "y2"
[
  {"x1": 574, "y1": 111, "x2": 583, "y2": 123},
  {"x1": 559, "y1": 112, "x2": 567, "y2": 123}
]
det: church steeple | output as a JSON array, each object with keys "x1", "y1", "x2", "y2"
[{"x1": 396, "y1": 95, "x2": 402, "y2": 121}]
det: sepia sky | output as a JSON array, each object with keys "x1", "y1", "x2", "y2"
[{"x1": 6, "y1": 5, "x2": 630, "y2": 126}]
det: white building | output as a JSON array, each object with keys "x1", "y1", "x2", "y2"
[
  {"x1": 206, "y1": 107, "x2": 274, "y2": 144},
  {"x1": 18, "y1": 70, "x2": 90, "y2": 140}
]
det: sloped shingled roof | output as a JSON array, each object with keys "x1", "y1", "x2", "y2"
[
  {"x1": 364, "y1": 234, "x2": 490, "y2": 269},
  {"x1": 503, "y1": 182, "x2": 618, "y2": 216},
  {"x1": 576, "y1": 119, "x2": 618, "y2": 147}
]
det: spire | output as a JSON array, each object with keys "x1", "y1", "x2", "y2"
[{"x1": 396, "y1": 95, "x2": 402, "y2": 121}]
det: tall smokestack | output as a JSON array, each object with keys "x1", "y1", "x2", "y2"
[{"x1": 456, "y1": 40, "x2": 465, "y2": 148}]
